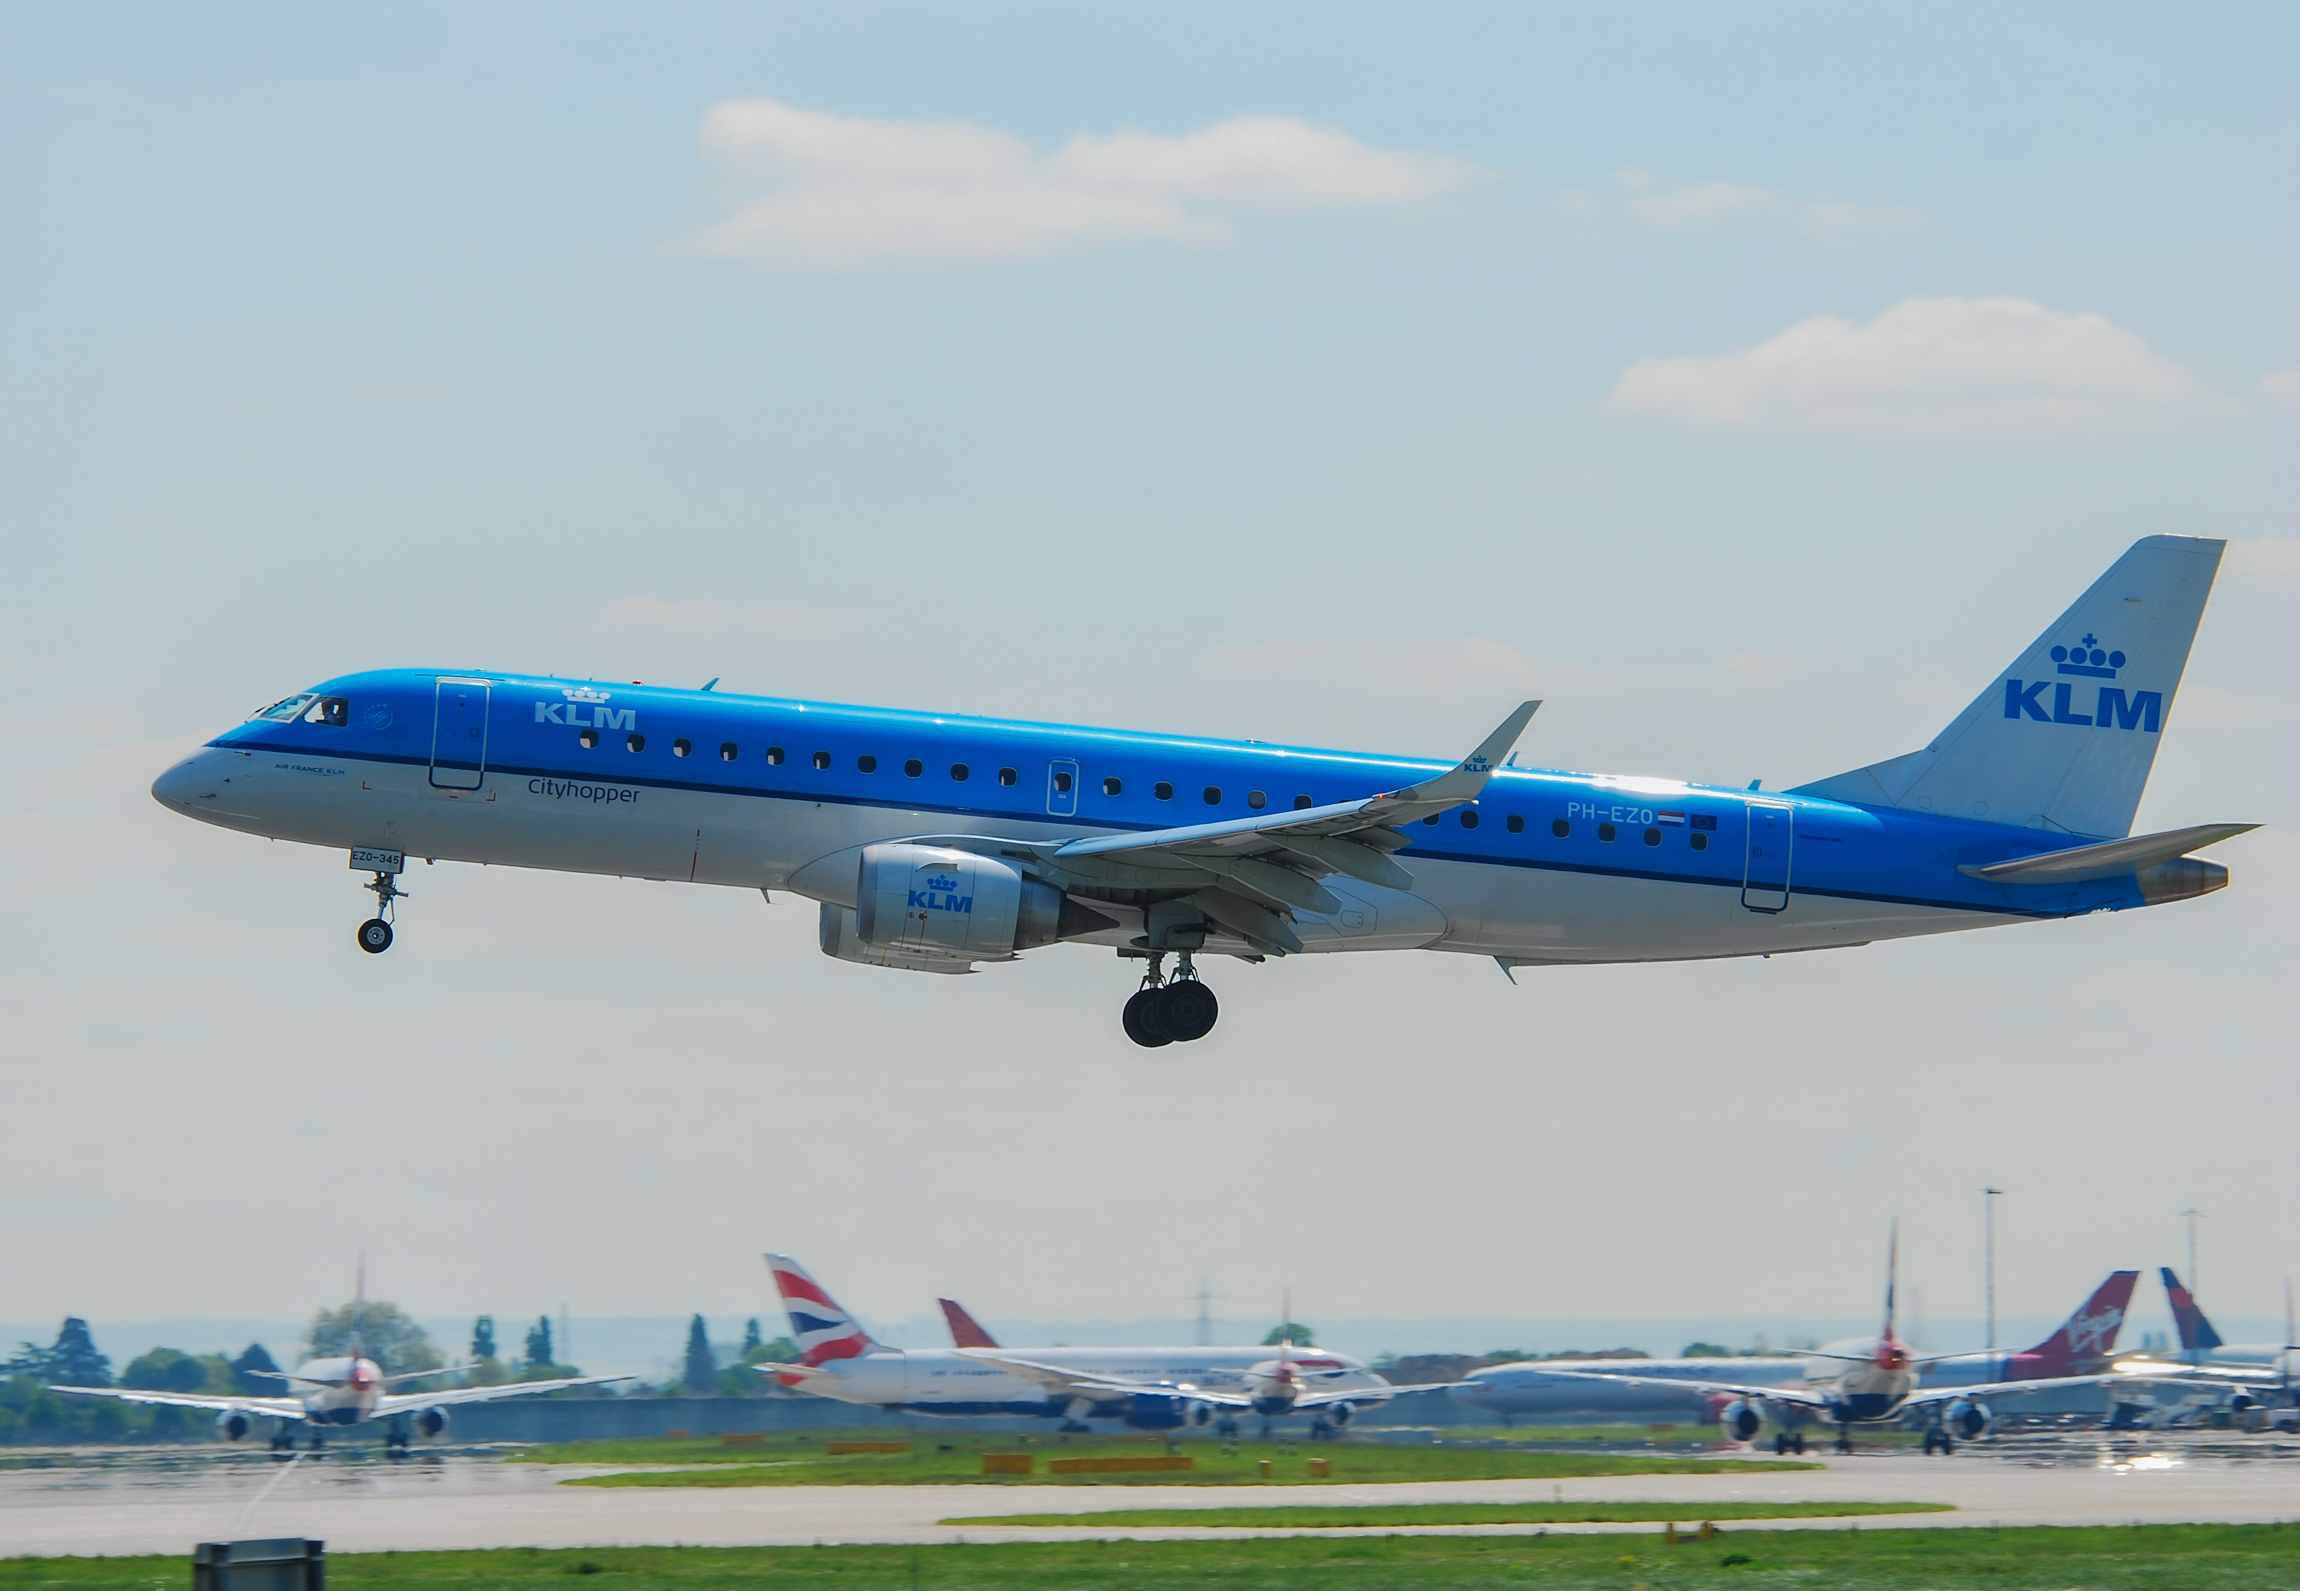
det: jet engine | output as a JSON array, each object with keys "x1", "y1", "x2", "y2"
[
  {"x1": 1718, "y1": 1399, "x2": 1764, "y2": 1443},
  {"x1": 216, "y1": 1411, "x2": 251, "y2": 1441},
  {"x1": 1183, "y1": 1400, "x2": 1214, "y2": 1428},
  {"x1": 854, "y1": 844, "x2": 1112, "y2": 961},
  {"x1": 1947, "y1": 1399, "x2": 1991, "y2": 1441},
  {"x1": 1324, "y1": 1400, "x2": 1356, "y2": 1429},
  {"x1": 417, "y1": 1407, "x2": 449, "y2": 1438},
  {"x1": 2226, "y1": 1391, "x2": 2258, "y2": 1414}
]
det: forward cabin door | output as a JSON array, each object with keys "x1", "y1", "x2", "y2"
[
  {"x1": 429, "y1": 679, "x2": 491, "y2": 790},
  {"x1": 1741, "y1": 800, "x2": 1793, "y2": 912}
]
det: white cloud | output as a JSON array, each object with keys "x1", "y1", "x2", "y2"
[
  {"x1": 1605, "y1": 296, "x2": 2233, "y2": 437},
  {"x1": 1607, "y1": 169, "x2": 1918, "y2": 241},
  {"x1": 673, "y1": 99, "x2": 1470, "y2": 268},
  {"x1": 2259, "y1": 368, "x2": 2300, "y2": 414}
]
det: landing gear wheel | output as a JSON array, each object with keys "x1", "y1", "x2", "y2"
[
  {"x1": 1122, "y1": 988, "x2": 1173, "y2": 1048},
  {"x1": 1922, "y1": 1430, "x2": 1939, "y2": 1455},
  {"x1": 1941, "y1": 1435, "x2": 1955, "y2": 1456},
  {"x1": 1793, "y1": 1433, "x2": 1807, "y2": 1455},
  {"x1": 1155, "y1": 980, "x2": 1219, "y2": 1042},
  {"x1": 357, "y1": 918, "x2": 394, "y2": 954},
  {"x1": 1775, "y1": 1432, "x2": 1791, "y2": 1455}
]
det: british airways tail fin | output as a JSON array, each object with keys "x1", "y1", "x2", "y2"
[
  {"x1": 2160, "y1": 1267, "x2": 2225, "y2": 1352},
  {"x1": 2019, "y1": 1270, "x2": 2138, "y2": 1374},
  {"x1": 1791, "y1": 536, "x2": 2224, "y2": 838},
  {"x1": 764, "y1": 1254, "x2": 877, "y2": 1366},
  {"x1": 938, "y1": 1298, "x2": 1001, "y2": 1349}
]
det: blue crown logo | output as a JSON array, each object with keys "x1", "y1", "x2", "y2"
[
  {"x1": 927, "y1": 875, "x2": 959, "y2": 892},
  {"x1": 2051, "y1": 634, "x2": 2124, "y2": 679}
]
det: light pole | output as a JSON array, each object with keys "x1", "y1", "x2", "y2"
[
  {"x1": 1983, "y1": 1187, "x2": 2004, "y2": 1378},
  {"x1": 2181, "y1": 1208, "x2": 2205, "y2": 1294}
]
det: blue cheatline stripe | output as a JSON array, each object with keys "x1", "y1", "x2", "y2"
[{"x1": 212, "y1": 741, "x2": 2063, "y2": 922}]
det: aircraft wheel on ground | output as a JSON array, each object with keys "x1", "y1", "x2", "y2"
[
  {"x1": 1941, "y1": 1435, "x2": 1955, "y2": 1455},
  {"x1": 1922, "y1": 1430, "x2": 1938, "y2": 1455},
  {"x1": 1794, "y1": 1433, "x2": 1807, "y2": 1454},
  {"x1": 1775, "y1": 1433, "x2": 1790, "y2": 1455},
  {"x1": 1122, "y1": 989, "x2": 1173, "y2": 1048},
  {"x1": 357, "y1": 918, "x2": 394, "y2": 954},
  {"x1": 1155, "y1": 980, "x2": 1219, "y2": 1042}
]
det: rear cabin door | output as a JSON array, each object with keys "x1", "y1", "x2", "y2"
[
  {"x1": 1742, "y1": 800, "x2": 1793, "y2": 913},
  {"x1": 1046, "y1": 758, "x2": 1079, "y2": 817},
  {"x1": 430, "y1": 679, "x2": 491, "y2": 790}
]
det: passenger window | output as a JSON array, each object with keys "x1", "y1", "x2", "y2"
[
  {"x1": 672, "y1": 738, "x2": 692, "y2": 757},
  {"x1": 627, "y1": 732, "x2": 646, "y2": 752},
  {"x1": 1203, "y1": 786, "x2": 1222, "y2": 805},
  {"x1": 1552, "y1": 818, "x2": 1569, "y2": 837},
  {"x1": 1154, "y1": 782, "x2": 1174, "y2": 801},
  {"x1": 1690, "y1": 831, "x2": 1709, "y2": 852},
  {"x1": 1506, "y1": 814, "x2": 1524, "y2": 834},
  {"x1": 579, "y1": 729, "x2": 599, "y2": 749},
  {"x1": 1598, "y1": 822, "x2": 1616, "y2": 842},
  {"x1": 951, "y1": 763, "x2": 970, "y2": 781},
  {"x1": 999, "y1": 767, "x2": 1018, "y2": 787},
  {"x1": 858, "y1": 755, "x2": 878, "y2": 773},
  {"x1": 1294, "y1": 795, "x2": 1313, "y2": 810},
  {"x1": 719, "y1": 742, "x2": 738, "y2": 761},
  {"x1": 1247, "y1": 791, "x2": 1266, "y2": 810},
  {"x1": 766, "y1": 746, "x2": 784, "y2": 765},
  {"x1": 904, "y1": 759, "x2": 923, "y2": 777},
  {"x1": 1460, "y1": 809, "x2": 1479, "y2": 829},
  {"x1": 1053, "y1": 770, "x2": 1073, "y2": 793},
  {"x1": 1643, "y1": 826, "x2": 1661, "y2": 846},
  {"x1": 812, "y1": 750, "x2": 831, "y2": 770},
  {"x1": 1103, "y1": 776, "x2": 1122, "y2": 796}
]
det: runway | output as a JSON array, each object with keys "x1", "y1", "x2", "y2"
[{"x1": 4, "y1": 1438, "x2": 2297, "y2": 1558}]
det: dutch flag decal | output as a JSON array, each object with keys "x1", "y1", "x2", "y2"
[{"x1": 1658, "y1": 811, "x2": 1686, "y2": 826}]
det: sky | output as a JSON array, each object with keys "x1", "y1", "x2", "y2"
[{"x1": 2, "y1": 3, "x2": 2295, "y2": 1359}]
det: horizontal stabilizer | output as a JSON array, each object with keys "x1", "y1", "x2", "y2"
[{"x1": 1959, "y1": 823, "x2": 2257, "y2": 884}]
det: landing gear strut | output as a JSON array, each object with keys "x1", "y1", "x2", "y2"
[
  {"x1": 357, "y1": 867, "x2": 406, "y2": 954},
  {"x1": 1121, "y1": 953, "x2": 1219, "y2": 1048}
]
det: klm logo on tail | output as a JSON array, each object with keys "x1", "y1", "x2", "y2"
[{"x1": 2004, "y1": 635, "x2": 2160, "y2": 733}]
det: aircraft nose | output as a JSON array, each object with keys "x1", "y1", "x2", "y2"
[{"x1": 151, "y1": 752, "x2": 217, "y2": 810}]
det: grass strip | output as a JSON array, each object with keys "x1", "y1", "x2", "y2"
[
  {"x1": 945, "y1": 1499, "x2": 1955, "y2": 1527},
  {"x1": 5, "y1": 1523, "x2": 2299, "y2": 1589}
]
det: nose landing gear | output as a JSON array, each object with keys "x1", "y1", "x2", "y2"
[
  {"x1": 356, "y1": 856, "x2": 407, "y2": 954},
  {"x1": 1121, "y1": 953, "x2": 1220, "y2": 1047}
]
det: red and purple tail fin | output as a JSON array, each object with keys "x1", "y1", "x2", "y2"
[
  {"x1": 2018, "y1": 1270, "x2": 2138, "y2": 1373},
  {"x1": 938, "y1": 1298, "x2": 1000, "y2": 1350},
  {"x1": 763, "y1": 1254, "x2": 875, "y2": 1366},
  {"x1": 2160, "y1": 1267, "x2": 2225, "y2": 1352}
]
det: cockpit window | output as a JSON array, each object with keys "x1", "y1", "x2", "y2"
[
  {"x1": 301, "y1": 696, "x2": 349, "y2": 726},
  {"x1": 252, "y1": 693, "x2": 317, "y2": 722}
]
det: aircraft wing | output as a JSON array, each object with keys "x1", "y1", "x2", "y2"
[
  {"x1": 1511, "y1": 1366, "x2": 1831, "y2": 1410},
  {"x1": 1291, "y1": 1380, "x2": 1457, "y2": 1408},
  {"x1": 951, "y1": 1351, "x2": 1240, "y2": 1405},
  {"x1": 1015, "y1": 703, "x2": 1539, "y2": 953},
  {"x1": 1898, "y1": 1366, "x2": 2224, "y2": 1408},
  {"x1": 49, "y1": 1385, "x2": 305, "y2": 1419},
  {"x1": 373, "y1": 1374, "x2": 630, "y2": 1415}
]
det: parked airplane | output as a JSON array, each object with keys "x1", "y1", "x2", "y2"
[
  {"x1": 2116, "y1": 1269, "x2": 2299, "y2": 1418},
  {"x1": 151, "y1": 537, "x2": 2252, "y2": 1043},
  {"x1": 50, "y1": 1296, "x2": 627, "y2": 1451},
  {"x1": 1527, "y1": 1234, "x2": 2195, "y2": 1454},
  {"x1": 760, "y1": 1256, "x2": 1414, "y2": 1432}
]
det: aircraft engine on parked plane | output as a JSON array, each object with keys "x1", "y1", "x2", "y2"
[
  {"x1": 1947, "y1": 1399, "x2": 1991, "y2": 1441},
  {"x1": 1324, "y1": 1400, "x2": 1357, "y2": 1428},
  {"x1": 1718, "y1": 1398, "x2": 1765, "y2": 1443},
  {"x1": 417, "y1": 1408, "x2": 449, "y2": 1438},
  {"x1": 1183, "y1": 1400, "x2": 1214, "y2": 1427},
  {"x1": 215, "y1": 1411, "x2": 251, "y2": 1440}
]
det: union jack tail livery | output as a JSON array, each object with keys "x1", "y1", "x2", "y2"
[
  {"x1": 2018, "y1": 1270, "x2": 2138, "y2": 1374},
  {"x1": 765, "y1": 1253, "x2": 876, "y2": 1365},
  {"x1": 938, "y1": 1298, "x2": 1001, "y2": 1350},
  {"x1": 2160, "y1": 1267, "x2": 2225, "y2": 1353}
]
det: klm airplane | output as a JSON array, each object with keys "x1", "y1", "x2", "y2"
[{"x1": 151, "y1": 536, "x2": 2252, "y2": 1045}]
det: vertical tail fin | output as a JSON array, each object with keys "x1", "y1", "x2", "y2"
[
  {"x1": 938, "y1": 1299, "x2": 1001, "y2": 1350},
  {"x1": 2019, "y1": 1271, "x2": 2139, "y2": 1373},
  {"x1": 763, "y1": 1254, "x2": 877, "y2": 1365},
  {"x1": 2160, "y1": 1267, "x2": 2225, "y2": 1353},
  {"x1": 1791, "y1": 536, "x2": 2224, "y2": 837}
]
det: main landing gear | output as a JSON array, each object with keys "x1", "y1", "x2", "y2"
[
  {"x1": 357, "y1": 866, "x2": 406, "y2": 954},
  {"x1": 1773, "y1": 1430, "x2": 1808, "y2": 1455},
  {"x1": 1922, "y1": 1427, "x2": 1956, "y2": 1456},
  {"x1": 1122, "y1": 953, "x2": 1219, "y2": 1047}
]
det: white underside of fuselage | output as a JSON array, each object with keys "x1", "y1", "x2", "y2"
[{"x1": 165, "y1": 747, "x2": 2020, "y2": 967}]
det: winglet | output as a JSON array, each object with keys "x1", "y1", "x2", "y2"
[{"x1": 1383, "y1": 702, "x2": 1540, "y2": 806}]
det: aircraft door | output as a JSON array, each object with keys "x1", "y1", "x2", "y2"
[
  {"x1": 430, "y1": 679, "x2": 491, "y2": 790},
  {"x1": 1742, "y1": 800, "x2": 1793, "y2": 912},
  {"x1": 1046, "y1": 758, "x2": 1079, "y2": 817}
]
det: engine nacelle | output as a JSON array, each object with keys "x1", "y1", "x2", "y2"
[
  {"x1": 819, "y1": 904, "x2": 977, "y2": 974},
  {"x1": 1324, "y1": 1400, "x2": 1356, "y2": 1429},
  {"x1": 1120, "y1": 1392, "x2": 1190, "y2": 1431},
  {"x1": 2227, "y1": 1390, "x2": 2258, "y2": 1414},
  {"x1": 216, "y1": 1410, "x2": 251, "y2": 1441},
  {"x1": 1719, "y1": 1399, "x2": 1764, "y2": 1443},
  {"x1": 1947, "y1": 1399, "x2": 1991, "y2": 1441},
  {"x1": 1183, "y1": 1400, "x2": 1214, "y2": 1428},
  {"x1": 855, "y1": 844, "x2": 1107, "y2": 961},
  {"x1": 417, "y1": 1407, "x2": 448, "y2": 1438}
]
